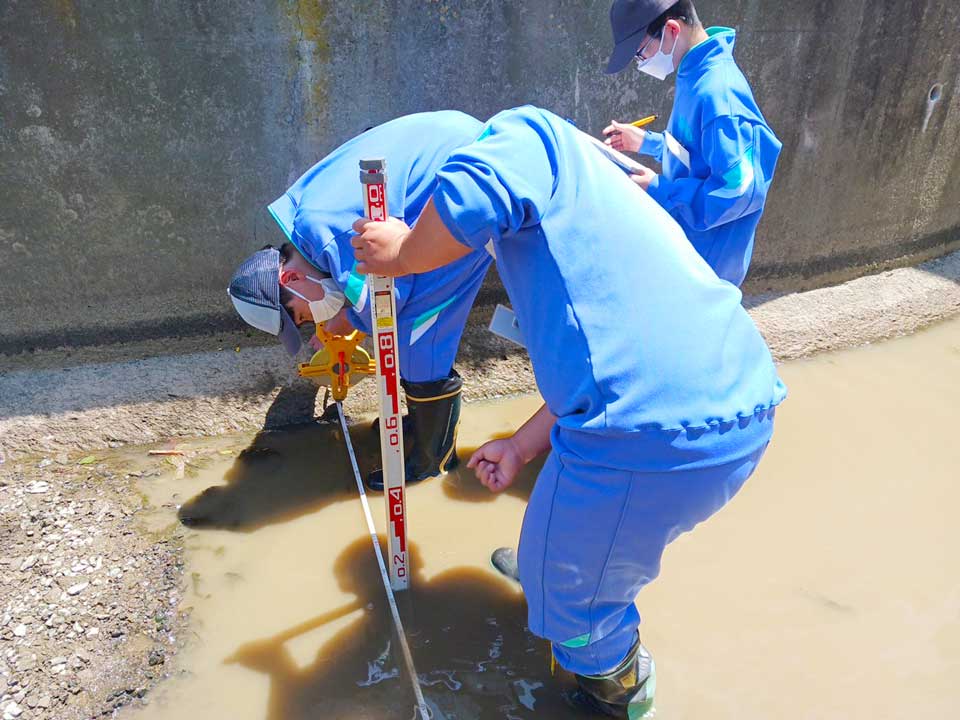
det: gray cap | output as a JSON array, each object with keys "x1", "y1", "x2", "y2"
[
  {"x1": 227, "y1": 247, "x2": 303, "y2": 355},
  {"x1": 605, "y1": 0, "x2": 676, "y2": 74}
]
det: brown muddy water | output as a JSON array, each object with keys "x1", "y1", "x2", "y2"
[{"x1": 124, "y1": 316, "x2": 960, "y2": 720}]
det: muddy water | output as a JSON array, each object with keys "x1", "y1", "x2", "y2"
[{"x1": 126, "y1": 316, "x2": 960, "y2": 720}]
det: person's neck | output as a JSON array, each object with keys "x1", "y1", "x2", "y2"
[
  {"x1": 679, "y1": 25, "x2": 710, "y2": 60},
  {"x1": 286, "y1": 248, "x2": 315, "y2": 275}
]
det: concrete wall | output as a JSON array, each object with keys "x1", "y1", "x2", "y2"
[{"x1": 1, "y1": 0, "x2": 958, "y2": 354}]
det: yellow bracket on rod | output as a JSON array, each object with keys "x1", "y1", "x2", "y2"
[{"x1": 297, "y1": 327, "x2": 376, "y2": 402}]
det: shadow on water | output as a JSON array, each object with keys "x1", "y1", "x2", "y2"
[
  {"x1": 176, "y1": 412, "x2": 378, "y2": 532},
  {"x1": 224, "y1": 536, "x2": 604, "y2": 720},
  {"x1": 439, "y1": 449, "x2": 546, "y2": 505},
  {"x1": 178, "y1": 391, "x2": 548, "y2": 531}
]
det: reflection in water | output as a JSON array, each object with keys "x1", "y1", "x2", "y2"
[
  {"x1": 224, "y1": 536, "x2": 594, "y2": 720},
  {"x1": 177, "y1": 417, "x2": 381, "y2": 531}
]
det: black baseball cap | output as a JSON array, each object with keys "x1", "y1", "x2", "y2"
[
  {"x1": 227, "y1": 247, "x2": 303, "y2": 355},
  {"x1": 605, "y1": 0, "x2": 677, "y2": 74}
]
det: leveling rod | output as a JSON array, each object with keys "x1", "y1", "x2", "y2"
[
  {"x1": 334, "y1": 401, "x2": 429, "y2": 717},
  {"x1": 360, "y1": 158, "x2": 410, "y2": 592}
]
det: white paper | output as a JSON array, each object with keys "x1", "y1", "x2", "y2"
[{"x1": 489, "y1": 304, "x2": 526, "y2": 347}]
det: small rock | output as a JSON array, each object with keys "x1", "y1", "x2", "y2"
[
  {"x1": 147, "y1": 649, "x2": 165, "y2": 666},
  {"x1": 18, "y1": 557, "x2": 37, "y2": 572},
  {"x1": 35, "y1": 695, "x2": 50, "y2": 709},
  {"x1": 75, "y1": 669, "x2": 95, "y2": 688},
  {"x1": 24, "y1": 482, "x2": 49, "y2": 494},
  {"x1": 66, "y1": 583, "x2": 88, "y2": 596},
  {"x1": 12, "y1": 625, "x2": 25, "y2": 638},
  {"x1": 2, "y1": 701, "x2": 22, "y2": 718},
  {"x1": 50, "y1": 657, "x2": 67, "y2": 667},
  {"x1": 74, "y1": 648, "x2": 91, "y2": 664},
  {"x1": 85, "y1": 628, "x2": 99, "y2": 638}
]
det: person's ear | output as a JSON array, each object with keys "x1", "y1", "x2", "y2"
[
  {"x1": 279, "y1": 268, "x2": 303, "y2": 286},
  {"x1": 664, "y1": 19, "x2": 681, "y2": 49}
]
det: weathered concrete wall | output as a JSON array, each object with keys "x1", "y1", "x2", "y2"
[{"x1": 1, "y1": 0, "x2": 958, "y2": 354}]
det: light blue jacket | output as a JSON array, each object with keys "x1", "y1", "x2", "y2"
[
  {"x1": 267, "y1": 111, "x2": 492, "y2": 379},
  {"x1": 642, "y1": 28, "x2": 782, "y2": 286},
  {"x1": 433, "y1": 106, "x2": 786, "y2": 471}
]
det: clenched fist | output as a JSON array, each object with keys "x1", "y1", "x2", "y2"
[{"x1": 350, "y1": 216, "x2": 412, "y2": 276}]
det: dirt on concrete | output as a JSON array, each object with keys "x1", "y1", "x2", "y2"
[{"x1": 0, "y1": 305, "x2": 535, "y2": 462}]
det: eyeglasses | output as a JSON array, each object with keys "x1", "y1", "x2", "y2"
[
  {"x1": 634, "y1": 34, "x2": 659, "y2": 63},
  {"x1": 635, "y1": 17, "x2": 687, "y2": 62}
]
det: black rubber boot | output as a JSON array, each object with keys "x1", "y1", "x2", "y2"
[
  {"x1": 368, "y1": 414, "x2": 413, "y2": 443},
  {"x1": 573, "y1": 635, "x2": 656, "y2": 719},
  {"x1": 491, "y1": 547, "x2": 520, "y2": 583},
  {"x1": 366, "y1": 371, "x2": 462, "y2": 491}
]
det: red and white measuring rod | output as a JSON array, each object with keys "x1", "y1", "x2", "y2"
[
  {"x1": 360, "y1": 158, "x2": 409, "y2": 592},
  {"x1": 334, "y1": 401, "x2": 428, "y2": 716}
]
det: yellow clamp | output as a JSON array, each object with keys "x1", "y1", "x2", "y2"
[{"x1": 297, "y1": 327, "x2": 376, "y2": 402}]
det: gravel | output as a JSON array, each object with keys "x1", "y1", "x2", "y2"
[{"x1": 0, "y1": 453, "x2": 185, "y2": 719}]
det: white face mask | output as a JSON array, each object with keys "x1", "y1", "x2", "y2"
[
  {"x1": 636, "y1": 30, "x2": 678, "y2": 81},
  {"x1": 286, "y1": 275, "x2": 346, "y2": 324}
]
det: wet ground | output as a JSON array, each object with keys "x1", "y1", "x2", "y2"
[{"x1": 121, "y1": 315, "x2": 959, "y2": 720}]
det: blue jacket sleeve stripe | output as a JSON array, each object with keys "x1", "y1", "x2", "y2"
[
  {"x1": 709, "y1": 145, "x2": 756, "y2": 199},
  {"x1": 647, "y1": 117, "x2": 774, "y2": 232}
]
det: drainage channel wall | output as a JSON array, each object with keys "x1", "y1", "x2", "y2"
[{"x1": 1, "y1": 0, "x2": 959, "y2": 356}]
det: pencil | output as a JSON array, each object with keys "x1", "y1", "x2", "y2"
[{"x1": 630, "y1": 115, "x2": 659, "y2": 129}]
